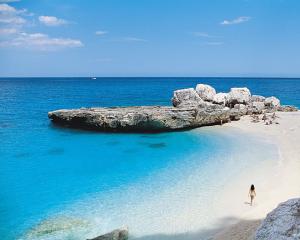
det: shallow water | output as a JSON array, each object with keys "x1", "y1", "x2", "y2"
[{"x1": 0, "y1": 78, "x2": 299, "y2": 239}]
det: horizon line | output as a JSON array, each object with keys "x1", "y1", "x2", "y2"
[{"x1": 1, "y1": 76, "x2": 300, "y2": 79}]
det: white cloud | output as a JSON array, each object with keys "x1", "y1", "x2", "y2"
[
  {"x1": 220, "y1": 16, "x2": 251, "y2": 25},
  {"x1": 95, "y1": 30, "x2": 107, "y2": 36},
  {"x1": 0, "y1": 3, "x2": 16, "y2": 12},
  {"x1": 0, "y1": 15, "x2": 24, "y2": 24},
  {"x1": 192, "y1": 32, "x2": 211, "y2": 37},
  {"x1": 39, "y1": 15, "x2": 68, "y2": 26},
  {"x1": 191, "y1": 32, "x2": 221, "y2": 38},
  {"x1": 0, "y1": 27, "x2": 17, "y2": 34},
  {"x1": 110, "y1": 37, "x2": 147, "y2": 43},
  {"x1": 122, "y1": 37, "x2": 147, "y2": 42},
  {"x1": 0, "y1": 32, "x2": 83, "y2": 50},
  {"x1": 0, "y1": 3, "x2": 26, "y2": 25},
  {"x1": 202, "y1": 41, "x2": 224, "y2": 45},
  {"x1": 0, "y1": 4, "x2": 83, "y2": 51}
]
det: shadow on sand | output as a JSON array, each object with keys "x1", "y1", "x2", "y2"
[{"x1": 131, "y1": 217, "x2": 261, "y2": 240}]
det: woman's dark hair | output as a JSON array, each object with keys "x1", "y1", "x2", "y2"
[{"x1": 250, "y1": 184, "x2": 255, "y2": 191}]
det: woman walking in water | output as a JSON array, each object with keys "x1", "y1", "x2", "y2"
[{"x1": 249, "y1": 184, "x2": 256, "y2": 206}]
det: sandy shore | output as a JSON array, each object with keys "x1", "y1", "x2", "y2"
[{"x1": 212, "y1": 111, "x2": 300, "y2": 240}]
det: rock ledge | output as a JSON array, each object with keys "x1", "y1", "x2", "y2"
[{"x1": 48, "y1": 83, "x2": 298, "y2": 132}]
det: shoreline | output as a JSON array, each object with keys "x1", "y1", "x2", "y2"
[
  {"x1": 211, "y1": 111, "x2": 300, "y2": 239},
  {"x1": 18, "y1": 112, "x2": 300, "y2": 240}
]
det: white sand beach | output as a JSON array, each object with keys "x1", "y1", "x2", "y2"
[{"x1": 212, "y1": 111, "x2": 300, "y2": 239}]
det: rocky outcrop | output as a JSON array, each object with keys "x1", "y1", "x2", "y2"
[
  {"x1": 48, "y1": 82, "x2": 298, "y2": 132},
  {"x1": 233, "y1": 104, "x2": 248, "y2": 115},
  {"x1": 172, "y1": 88, "x2": 203, "y2": 107},
  {"x1": 87, "y1": 229, "x2": 129, "y2": 240},
  {"x1": 255, "y1": 198, "x2": 300, "y2": 240},
  {"x1": 251, "y1": 102, "x2": 265, "y2": 114},
  {"x1": 195, "y1": 84, "x2": 216, "y2": 101},
  {"x1": 49, "y1": 105, "x2": 230, "y2": 132},
  {"x1": 228, "y1": 88, "x2": 251, "y2": 105},
  {"x1": 265, "y1": 96, "x2": 280, "y2": 108},
  {"x1": 278, "y1": 105, "x2": 298, "y2": 112},
  {"x1": 213, "y1": 92, "x2": 229, "y2": 105},
  {"x1": 251, "y1": 95, "x2": 265, "y2": 102}
]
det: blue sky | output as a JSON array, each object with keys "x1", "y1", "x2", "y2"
[{"x1": 0, "y1": 0, "x2": 300, "y2": 77}]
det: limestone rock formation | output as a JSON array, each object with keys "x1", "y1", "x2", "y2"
[
  {"x1": 251, "y1": 102, "x2": 265, "y2": 114},
  {"x1": 48, "y1": 82, "x2": 298, "y2": 132},
  {"x1": 233, "y1": 104, "x2": 248, "y2": 115},
  {"x1": 195, "y1": 84, "x2": 216, "y2": 101},
  {"x1": 172, "y1": 88, "x2": 203, "y2": 107},
  {"x1": 255, "y1": 198, "x2": 300, "y2": 240},
  {"x1": 87, "y1": 228, "x2": 129, "y2": 240},
  {"x1": 49, "y1": 105, "x2": 230, "y2": 132},
  {"x1": 251, "y1": 95, "x2": 265, "y2": 102},
  {"x1": 278, "y1": 105, "x2": 298, "y2": 112},
  {"x1": 265, "y1": 96, "x2": 280, "y2": 108},
  {"x1": 213, "y1": 93, "x2": 229, "y2": 105},
  {"x1": 228, "y1": 87, "x2": 251, "y2": 105}
]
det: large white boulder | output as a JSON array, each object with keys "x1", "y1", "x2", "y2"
[
  {"x1": 195, "y1": 84, "x2": 216, "y2": 101},
  {"x1": 255, "y1": 198, "x2": 300, "y2": 240},
  {"x1": 172, "y1": 88, "x2": 203, "y2": 107},
  {"x1": 228, "y1": 87, "x2": 251, "y2": 105},
  {"x1": 251, "y1": 101, "x2": 265, "y2": 114},
  {"x1": 233, "y1": 104, "x2": 248, "y2": 115},
  {"x1": 213, "y1": 92, "x2": 229, "y2": 105},
  {"x1": 251, "y1": 95, "x2": 265, "y2": 102},
  {"x1": 265, "y1": 96, "x2": 280, "y2": 108}
]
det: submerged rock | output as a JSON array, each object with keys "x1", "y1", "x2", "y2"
[
  {"x1": 255, "y1": 198, "x2": 300, "y2": 240},
  {"x1": 87, "y1": 229, "x2": 129, "y2": 240},
  {"x1": 24, "y1": 217, "x2": 89, "y2": 239},
  {"x1": 172, "y1": 88, "x2": 203, "y2": 107},
  {"x1": 49, "y1": 105, "x2": 230, "y2": 132},
  {"x1": 195, "y1": 84, "x2": 216, "y2": 101}
]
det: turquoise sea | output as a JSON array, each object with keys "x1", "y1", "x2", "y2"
[{"x1": 0, "y1": 78, "x2": 299, "y2": 239}]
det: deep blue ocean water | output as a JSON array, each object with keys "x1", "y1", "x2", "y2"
[{"x1": 0, "y1": 78, "x2": 299, "y2": 239}]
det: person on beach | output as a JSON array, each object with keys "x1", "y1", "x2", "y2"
[{"x1": 249, "y1": 184, "x2": 256, "y2": 206}]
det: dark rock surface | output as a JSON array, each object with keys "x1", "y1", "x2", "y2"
[
  {"x1": 87, "y1": 229, "x2": 128, "y2": 240},
  {"x1": 49, "y1": 105, "x2": 230, "y2": 132}
]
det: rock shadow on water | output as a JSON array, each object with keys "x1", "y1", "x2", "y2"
[
  {"x1": 106, "y1": 140, "x2": 121, "y2": 146},
  {"x1": 123, "y1": 148, "x2": 137, "y2": 154},
  {"x1": 47, "y1": 147, "x2": 65, "y2": 156},
  {"x1": 138, "y1": 141, "x2": 167, "y2": 149},
  {"x1": 148, "y1": 143, "x2": 167, "y2": 149},
  {"x1": 14, "y1": 152, "x2": 31, "y2": 158},
  {"x1": 140, "y1": 134, "x2": 169, "y2": 139},
  {"x1": 0, "y1": 122, "x2": 14, "y2": 129}
]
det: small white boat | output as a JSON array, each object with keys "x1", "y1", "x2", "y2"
[{"x1": 91, "y1": 77, "x2": 97, "y2": 80}]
